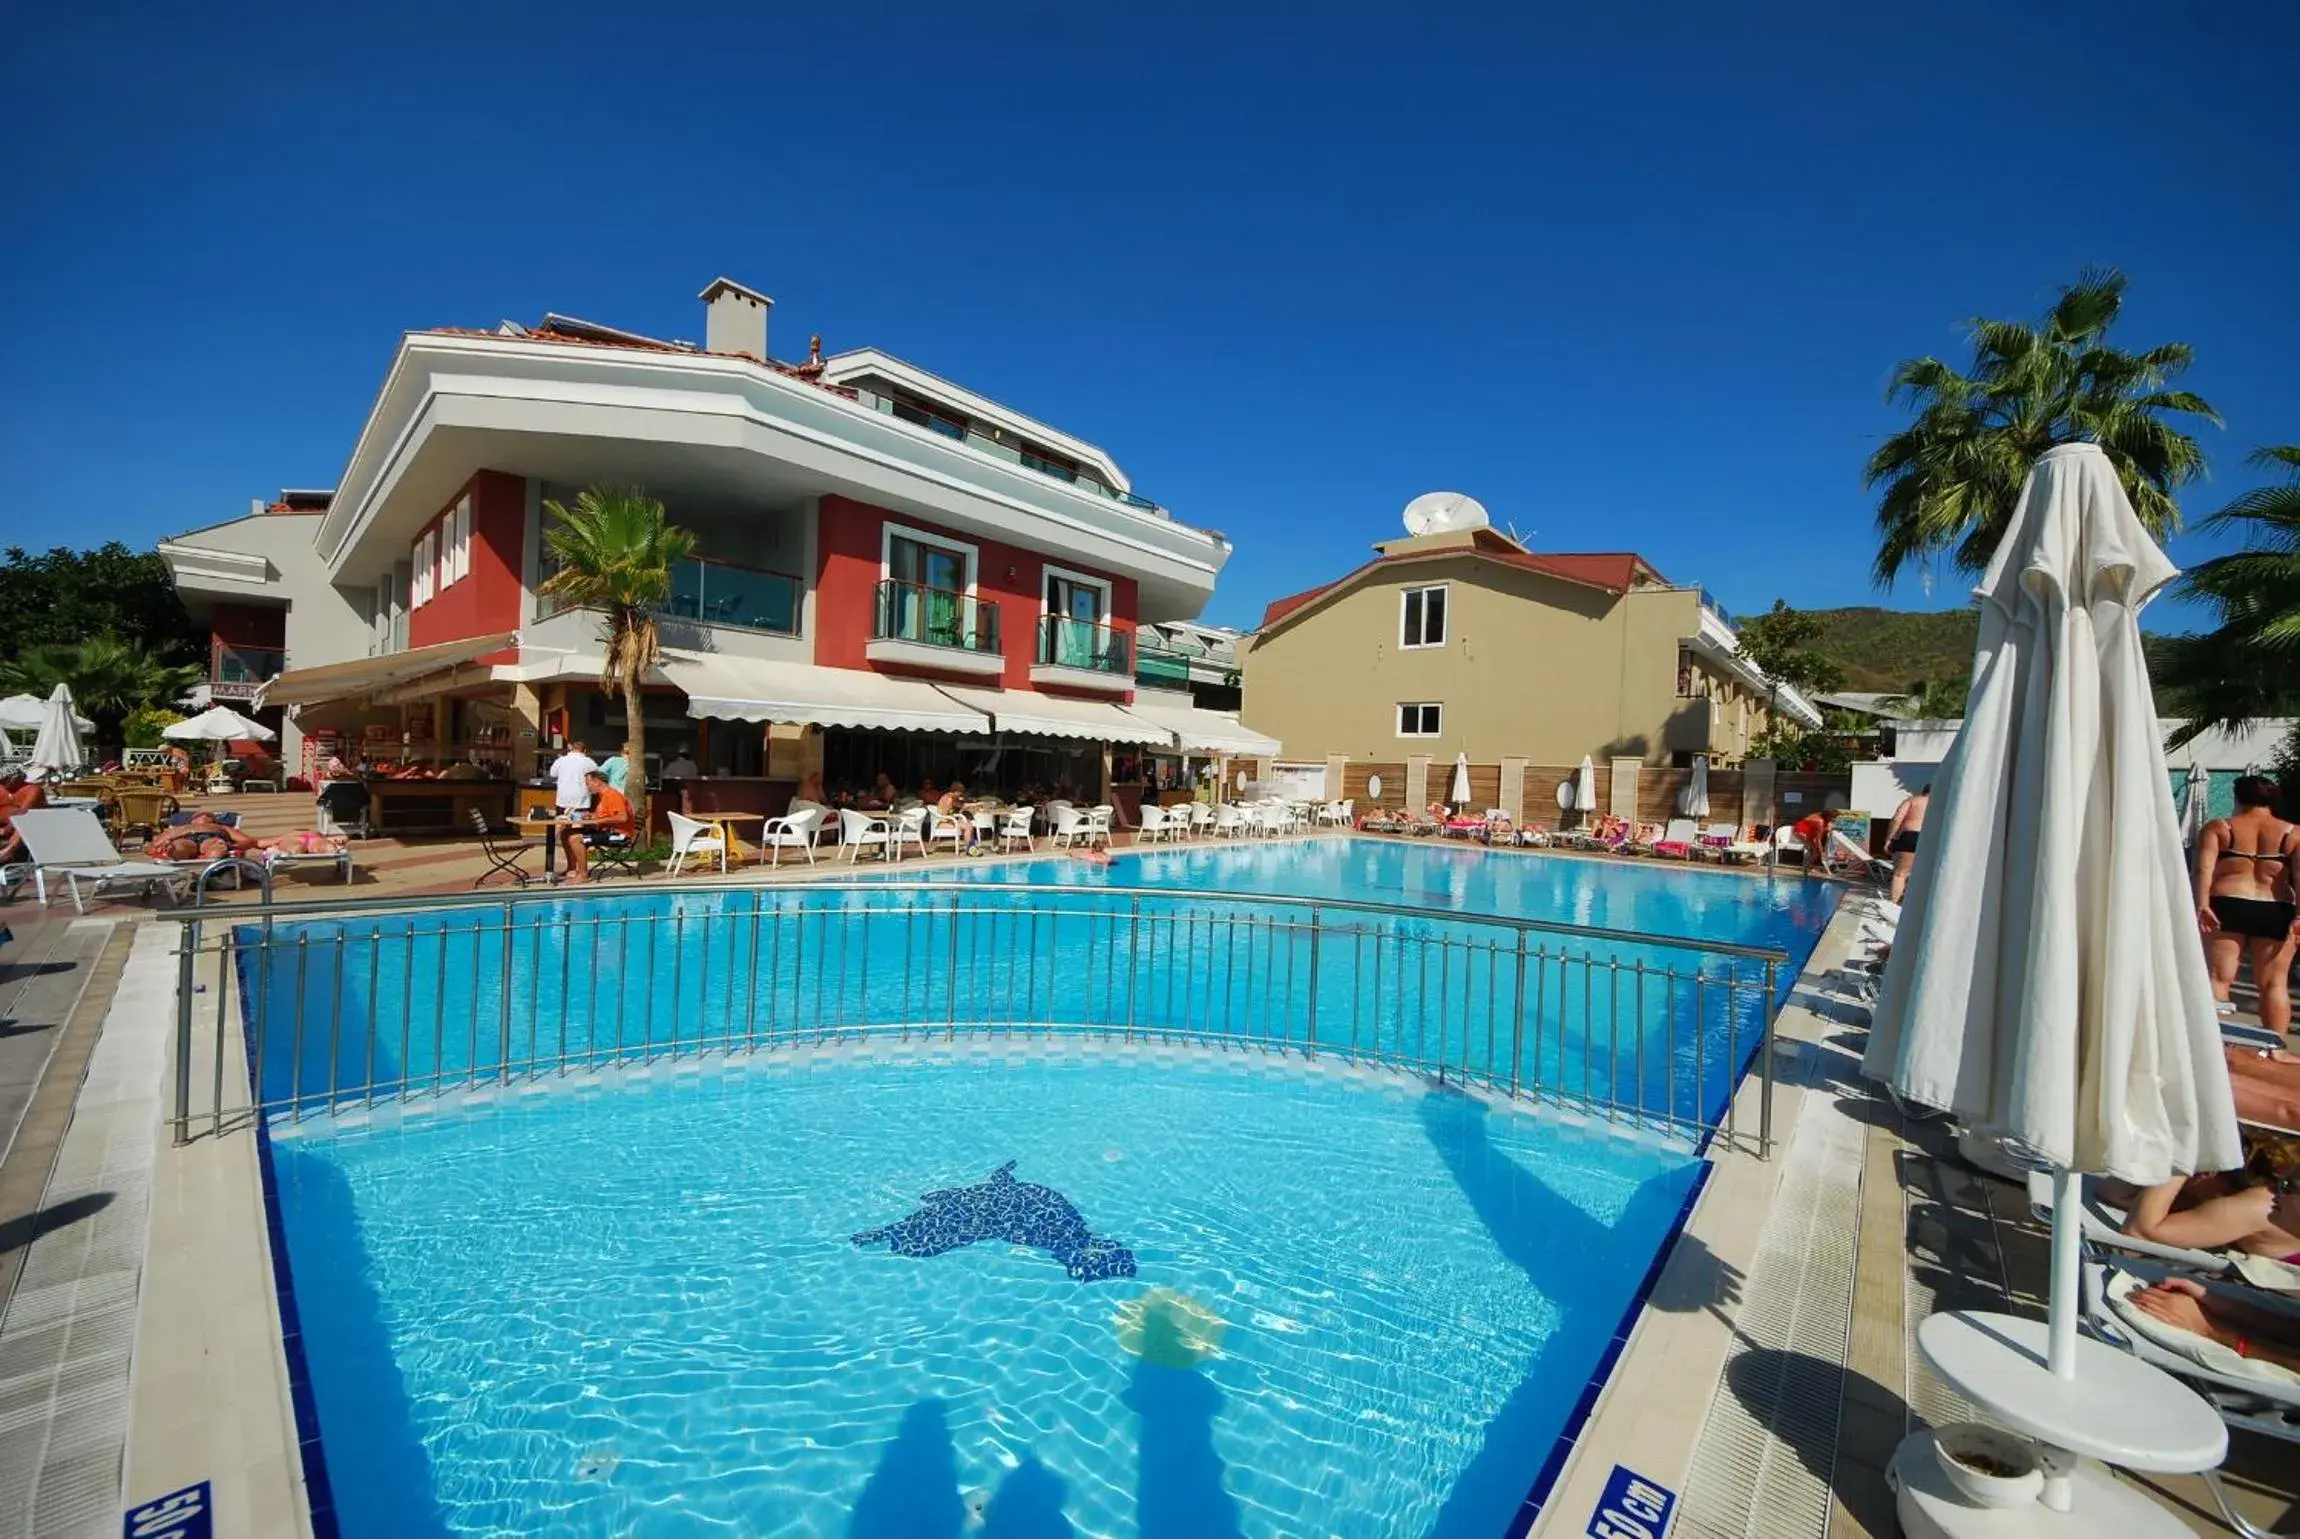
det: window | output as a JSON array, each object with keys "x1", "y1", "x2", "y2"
[
  {"x1": 1397, "y1": 702, "x2": 1442, "y2": 738},
  {"x1": 449, "y1": 498, "x2": 471, "y2": 583},
  {"x1": 1400, "y1": 585, "x2": 1447, "y2": 648},
  {"x1": 411, "y1": 530, "x2": 434, "y2": 606},
  {"x1": 885, "y1": 528, "x2": 974, "y2": 593}
]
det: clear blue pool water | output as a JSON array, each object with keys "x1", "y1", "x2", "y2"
[
  {"x1": 252, "y1": 841, "x2": 1835, "y2": 1537},
  {"x1": 273, "y1": 1048, "x2": 1705, "y2": 1538}
]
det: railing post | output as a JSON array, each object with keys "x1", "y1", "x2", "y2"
[
  {"x1": 1305, "y1": 908, "x2": 1320, "y2": 1059},
  {"x1": 945, "y1": 891, "x2": 961, "y2": 1039},
  {"x1": 1509, "y1": 930, "x2": 1527, "y2": 1097},
  {"x1": 1760, "y1": 958, "x2": 1779, "y2": 1160},
  {"x1": 498, "y1": 898, "x2": 516, "y2": 1085},
  {"x1": 1125, "y1": 895, "x2": 1140, "y2": 1041},
  {"x1": 173, "y1": 920, "x2": 198, "y2": 1145}
]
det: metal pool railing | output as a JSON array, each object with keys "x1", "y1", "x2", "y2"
[{"x1": 162, "y1": 881, "x2": 1791, "y2": 1155}]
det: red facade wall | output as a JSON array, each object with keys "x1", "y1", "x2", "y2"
[
  {"x1": 208, "y1": 603, "x2": 284, "y2": 650},
  {"x1": 408, "y1": 470, "x2": 524, "y2": 663},
  {"x1": 812, "y1": 495, "x2": 1136, "y2": 695}
]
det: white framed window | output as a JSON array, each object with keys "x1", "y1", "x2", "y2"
[
  {"x1": 881, "y1": 521, "x2": 978, "y2": 593},
  {"x1": 449, "y1": 498, "x2": 472, "y2": 583},
  {"x1": 1400, "y1": 584, "x2": 1447, "y2": 648},
  {"x1": 411, "y1": 531, "x2": 434, "y2": 606},
  {"x1": 1397, "y1": 702, "x2": 1443, "y2": 738}
]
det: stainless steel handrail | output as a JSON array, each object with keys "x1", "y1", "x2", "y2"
[{"x1": 153, "y1": 876, "x2": 1792, "y2": 964}]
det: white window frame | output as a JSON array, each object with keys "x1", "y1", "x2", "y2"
[
  {"x1": 411, "y1": 530, "x2": 433, "y2": 606},
  {"x1": 449, "y1": 497, "x2": 472, "y2": 583},
  {"x1": 1396, "y1": 702, "x2": 1443, "y2": 739},
  {"x1": 1399, "y1": 584, "x2": 1448, "y2": 649},
  {"x1": 880, "y1": 521, "x2": 979, "y2": 594},
  {"x1": 1040, "y1": 562, "x2": 1113, "y2": 628}
]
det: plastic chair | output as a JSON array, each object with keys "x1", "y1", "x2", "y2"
[
  {"x1": 839, "y1": 808, "x2": 892, "y2": 862},
  {"x1": 997, "y1": 806, "x2": 1035, "y2": 852},
  {"x1": 759, "y1": 804, "x2": 827, "y2": 866},
  {"x1": 665, "y1": 811, "x2": 728, "y2": 876}
]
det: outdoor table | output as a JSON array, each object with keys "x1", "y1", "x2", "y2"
[
  {"x1": 691, "y1": 809, "x2": 765, "y2": 865},
  {"x1": 1890, "y1": 1310, "x2": 2226, "y2": 1539},
  {"x1": 507, "y1": 813, "x2": 569, "y2": 884}
]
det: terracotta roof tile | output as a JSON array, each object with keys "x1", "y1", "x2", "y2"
[{"x1": 421, "y1": 326, "x2": 859, "y2": 398}]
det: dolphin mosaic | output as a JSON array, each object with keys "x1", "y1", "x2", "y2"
[{"x1": 852, "y1": 1161, "x2": 1138, "y2": 1282}]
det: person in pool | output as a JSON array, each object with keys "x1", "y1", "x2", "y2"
[{"x1": 2193, "y1": 774, "x2": 2300, "y2": 1029}]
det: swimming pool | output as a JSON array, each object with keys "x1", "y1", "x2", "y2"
[{"x1": 241, "y1": 841, "x2": 1836, "y2": 1537}]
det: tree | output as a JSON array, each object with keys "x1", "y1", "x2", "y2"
[
  {"x1": 0, "y1": 543, "x2": 205, "y2": 665},
  {"x1": 2156, "y1": 446, "x2": 2300, "y2": 745},
  {"x1": 1883, "y1": 675, "x2": 1971, "y2": 721},
  {"x1": 1866, "y1": 269, "x2": 2219, "y2": 585},
  {"x1": 536, "y1": 485, "x2": 697, "y2": 824},
  {"x1": 0, "y1": 633, "x2": 202, "y2": 745},
  {"x1": 1735, "y1": 601, "x2": 1849, "y2": 771}
]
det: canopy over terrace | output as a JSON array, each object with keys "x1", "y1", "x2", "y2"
[
  {"x1": 1120, "y1": 695, "x2": 1280, "y2": 758},
  {"x1": 260, "y1": 632, "x2": 518, "y2": 710},
  {"x1": 653, "y1": 655, "x2": 988, "y2": 735}
]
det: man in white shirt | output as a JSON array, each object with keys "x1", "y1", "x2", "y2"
[
  {"x1": 551, "y1": 740, "x2": 600, "y2": 813},
  {"x1": 662, "y1": 747, "x2": 700, "y2": 780}
]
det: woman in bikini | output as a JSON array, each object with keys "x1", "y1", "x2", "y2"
[
  {"x1": 2193, "y1": 774, "x2": 2300, "y2": 1030},
  {"x1": 2120, "y1": 1133, "x2": 2300, "y2": 1263}
]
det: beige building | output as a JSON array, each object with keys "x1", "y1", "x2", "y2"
[{"x1": 1238, "y1": 527, "x2": 1819, "y2": 768}]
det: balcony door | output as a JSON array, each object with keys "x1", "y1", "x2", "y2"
[
  {"x1": 889, "y1": 534, "x2": 970, "y2": 647},
  {"x1": 1046, "y1": 572, "x2": 1104, "y2": 668}
]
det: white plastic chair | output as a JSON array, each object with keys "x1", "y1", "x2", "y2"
[
  {"x1": 758, "y1": 804, "x2": 827, "y2": 866},
  {"x1": 997, "y1": 806, "x2": 1035, "y2": 852},
  {"x1": 893, "y1": 806, "x2": 930, "y2": 861},
  {"x1": 12, "y1": 809, "x2": 190, "y2": 913},
  {"x1": 1086, "y1": 806, "x2": 1114, "y2": 848},
  {"x1": 925, "y1": 808, "x2": 969, "y2": 857},
  {"x1": 1214, "y1": 804, "x2": 1248, "y2": 837},
  {"x1": 665, "y1": 811, "x2": 729, "y2": 876},
  {"x1": 1189, "y1": 802, "x2": 1215, "y2": 838},
  {"x1": 1138, "y1": 804, "x2": 1173, "y2": 843},
  {"x1": 839, "y1": 808, "x2": 892, "y2": 862},
  {"x1": 1050, "y1": 804, "x2": 1091, "y2": 848}
]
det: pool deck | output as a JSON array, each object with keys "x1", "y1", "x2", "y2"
[{"x1": 2, "y1": 831, "x2": 2294, "y2": 1537}]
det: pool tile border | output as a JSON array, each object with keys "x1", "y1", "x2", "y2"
[{"x1": 250, "y1": 1113, "x2": 339, "y2": 1539}]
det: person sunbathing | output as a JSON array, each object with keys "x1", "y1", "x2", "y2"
[
  {"x1": 2228, "y1": 1042, "x2": 2300, "y2": 1129},
  {"x1": 147, "y1": 815, "x2": 260, "y2": 862},
  {"x1": 2127, "y1": 1276, "x2": 2300, "y2": 1372},
  {"x1": 2120, "y1": 1132, "x2": 2300, "y2": 1261}
]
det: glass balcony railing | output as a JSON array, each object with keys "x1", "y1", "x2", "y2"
[
  {"x1": 853, "y1": 387, "x2": 1169, "y2": 518},
  {"x1": 1036, "y1": 616, "x2": 1131, "y2": 675},
  {"x1": 661, "y1": 557, "x2": 803, "y2": 636},
  {"x1": 872, "y1": 579, "x2": 1001, "y2": 656},
  {"x1": 1134, "y1": 643, "x2": 1192, "y2": 689}
]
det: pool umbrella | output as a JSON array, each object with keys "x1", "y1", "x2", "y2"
[
  {"x1": 2178, "y1": 762, "x2": 2209, "y2": 848},
  {"x1": 27, "y1": 686, "x2": 85, "y2": 778},
  {"x1": 1573, "y1": 755, "x2": 1596, "y2": 813},
  {"x1": 1862, "y1": 445, "x2": 2235, "y2": 1505},
  {"x1": 0, "y1": 692, "x2": 91, "y2": 734},
  {"x1": 1680, "y1": 754, "x2": 1711, "y2": 817},
  {"x1": 1448, "y1": 753, "x2": 1471, "y2": 811},
  {"x1": 163, "y1": 705, "x2": 276, "y2": 744}
]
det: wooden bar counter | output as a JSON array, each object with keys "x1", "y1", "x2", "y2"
[{"x1": 364, "y1": 778, "x2": 516, "y2": 835}]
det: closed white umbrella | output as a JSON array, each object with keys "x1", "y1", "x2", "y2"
[
  {"x1": 1449, "y1": 752, "x2": 1471, "y2": 810},
  {"x1": 0, "y1": 692, "x2": 91, "y2": 733},
  {"x1": 28, "y1": 685, "x2": 85, "y2": 777},
  {"x1": 1862, "y1": 445, "x2": 2236, "y2": 1507},
  {"x1": 1680, "y1": 754, "x2": 1711, "y2": 817},
  {"x1": 1573, "y1": 755, "x2": 1597, "y2": 812},
  {"x1": 2177, "y1": 762, "x2": 2209, "y2": 848},
  {"x1": 163, "y1": 705, "x2": 277, "y2": 743}
]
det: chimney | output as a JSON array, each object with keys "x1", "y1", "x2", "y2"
[{"x1": 699, "y1": 277, "x2": 772, "y2": 361}]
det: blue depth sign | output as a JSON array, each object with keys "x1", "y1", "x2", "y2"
[
  {"x1": 1587, "y1": 1464, "x2": 1676, "y2": 1539},
  {"x1": 124, "y1": 1480, "x2": 212, "y2": 1539}
]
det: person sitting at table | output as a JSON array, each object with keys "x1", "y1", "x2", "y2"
[
  {"x1": 865, "y1": 772, "x2": 898, "y2": 809},
  {"x1": 561, "y1": 769, "x2": 635, "y2": 884},
  {"x1": 798, "y1": 770, "x2": 826, "y2": 805},
  {"x1": 934, "y1": 781, "x2": 981, "y2": 851}
]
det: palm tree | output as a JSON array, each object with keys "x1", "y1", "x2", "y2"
[
  {"x1": 1866, "y1": 269, "x2": 2219, "y2": 585},
  {"x1": 2156, "y1": 446, "x2": 2300, "y2": 746},
  {"x1": 536, "y1": 485, "x2": 697, "y2": 823},
  {"x1": 0, "y1": 632, "x2": 201, "y2": 741},
  {"x1": 1883, "y1": 676, "x2": 1971, "y2": 721}
]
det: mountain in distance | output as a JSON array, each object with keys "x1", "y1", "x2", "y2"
[{"x1": 1799, "y1": 606, "x2": 1979, "y2": 693}]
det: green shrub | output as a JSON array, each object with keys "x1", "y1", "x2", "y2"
[{"x1": 122, "y1": 706, "x2": 186, "y2": 750}]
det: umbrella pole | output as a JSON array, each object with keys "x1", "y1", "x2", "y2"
[{"x1": 2042, "y1": 1164, "x2": 2083, "y2": 1513}]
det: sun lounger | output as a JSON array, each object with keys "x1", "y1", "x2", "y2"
[
  {"x1": 1650, "y1": 818, "x2": 1699, "y2": 859},
  {"x1": 2029, "y1": 1169, "x2": 2237, "y2": 1278},
  {"x1": 12, "y1": 809, "x2": 191, "y2": 913}
]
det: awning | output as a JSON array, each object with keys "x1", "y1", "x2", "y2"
[
  {"x1": 658, "y1": 655, "x2": 991, "y2": 734},
  {"x1": 1121, "y1": 695, "x2": 1281, "y2": 757},
  {"x1": 936, "y1": 685, "x2": 1172, "y2": 745},
  {"x1": 261, "y1": 632, "x2": 517, "y2": 708}
]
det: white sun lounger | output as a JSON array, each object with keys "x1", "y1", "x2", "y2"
[{"x1": 12, "y1": 808, "x2": 191, "y2": 913}]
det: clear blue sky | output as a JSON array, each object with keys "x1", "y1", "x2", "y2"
[{"x1": 3, "y1": 2, "x2": 2294, "y2": 634}]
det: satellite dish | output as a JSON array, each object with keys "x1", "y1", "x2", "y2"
[{"x1": 1402, "y1": 491, "x2": 1492, "y2": 538}]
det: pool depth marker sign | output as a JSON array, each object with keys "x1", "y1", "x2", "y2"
[
  {"x1": 1587, "y1": 1464, "x2": 1676, "y2": 1539},
  {"x1": 124, "y1": 1480, "x2": 212, "y2": 1539}
]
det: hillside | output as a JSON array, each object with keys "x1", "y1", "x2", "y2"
[{"x1": 1803, "y1": 606, "x2": 1979, "y2": 692}]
